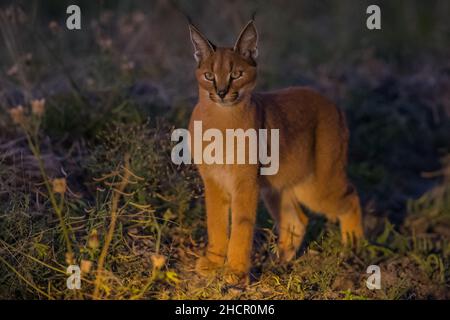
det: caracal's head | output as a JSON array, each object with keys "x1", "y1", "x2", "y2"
[{"x1": 189, "y1": 20, "x2": 258, "y2": 107}]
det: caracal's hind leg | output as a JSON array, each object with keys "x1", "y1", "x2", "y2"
[
  {"x1": 279, "y1": 191, "x2": 308, "y2": 262},
  {"x1": 336, "y1": 184, "x2": 363, "y2": 245},
  {"x1": 294, "y1": 179, "x2": 363, "y2": 246},
  {"x1": 262, "y1": 188, "x2": 308, "y2": 262}
]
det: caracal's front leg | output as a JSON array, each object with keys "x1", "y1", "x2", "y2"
[
  {"x1": 225, "y1": 179, "x2": 259, "y2": 284},
  {"x1": 196, "y1": 176, "x2": 230, "y2": 276}
]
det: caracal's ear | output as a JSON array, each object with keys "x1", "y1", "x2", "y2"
[
  {"x1": 189, "y1": 24, "x2": 215, "y2": 66},
  {"x1": 233, "y1": 20, "x2": 258, "y2": 61}
]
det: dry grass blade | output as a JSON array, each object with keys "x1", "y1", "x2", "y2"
[{"x1": 93, "y1": 153, "x2": 132, "y2": 299}]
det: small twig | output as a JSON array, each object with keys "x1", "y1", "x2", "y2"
[
  {"x1": 92, "y1": 154, "x2": 131, "y2": 299},
  {"x1": 22, "y1": 126, "x2": 73, "y2": 256}
]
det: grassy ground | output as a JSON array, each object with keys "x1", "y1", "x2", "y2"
[{"x1": 0, "y1": 1, "x2": 449, "y2": 299}]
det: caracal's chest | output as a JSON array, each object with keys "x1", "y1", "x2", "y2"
[{"x1": 189, "y1": 103, "x2": 260, "y2": 192}]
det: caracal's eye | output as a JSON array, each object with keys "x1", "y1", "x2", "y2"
[
  {"x1": 204, "y1": 72, "x2": 214, "y2": 81},
  {"x1": 230, "y1": 70, "x2": 243, "y2": 79}
]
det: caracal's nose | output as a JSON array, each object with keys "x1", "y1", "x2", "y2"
[{"x1": 217, "y1": 89, "x2": 227, "y2": 99}]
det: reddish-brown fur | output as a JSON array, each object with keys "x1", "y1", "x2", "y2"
[{"x1": 188, "y1": 20, "x2": 363, "y2": 284}]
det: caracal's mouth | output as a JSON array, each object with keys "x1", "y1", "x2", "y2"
[{"x1": 209, "y1": 92, "x2": 240, "y2": 106}]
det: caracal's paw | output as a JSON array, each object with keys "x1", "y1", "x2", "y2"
[
  {"x1": 279, "y1": 247, "x2": 296, "y2": 263},
  {"x1": 341, "y1": 228, "x2": 364, "y2": 248},
  {"x1": 223, "y1": 266, "x2": 250, "y2": 286},
  {"x1": 195, "y1": 256, "x2": 223, "y2": 277}
]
